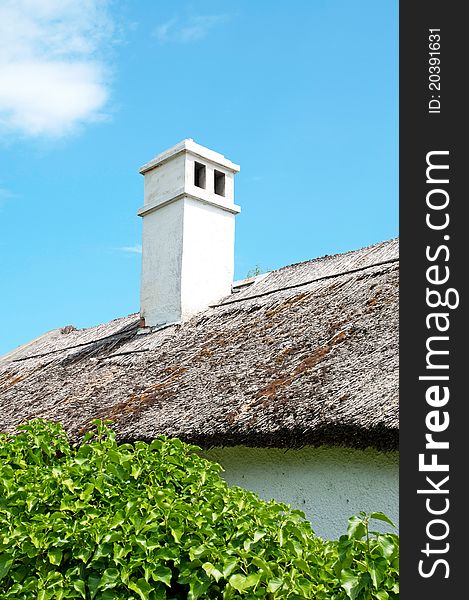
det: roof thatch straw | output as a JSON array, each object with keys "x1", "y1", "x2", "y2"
[{"x1": 0, "y1": 239, "x2": 398, "y2": 450}]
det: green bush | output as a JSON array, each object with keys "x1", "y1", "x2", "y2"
[{"x1": 0, "y1": 420, "x2": 398, "y2": 599}]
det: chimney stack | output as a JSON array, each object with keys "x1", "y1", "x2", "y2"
[{"x1": 138, "y1": 139, "x2": 240, "y2": 327}]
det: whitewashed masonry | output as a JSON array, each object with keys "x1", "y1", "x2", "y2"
[{"x1": 138, "y1": 139, "x2": 240, "y2": 327}]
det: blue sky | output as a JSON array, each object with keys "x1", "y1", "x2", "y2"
[{"x1": 0, "y1": 0, "x2": 398, "y2": 356}]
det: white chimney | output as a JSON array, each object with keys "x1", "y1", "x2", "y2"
[{"x1": 138, "y1": 139, "x2": 240, "y2": 327}]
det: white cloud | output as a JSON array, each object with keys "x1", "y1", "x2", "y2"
[
  {"x1": 154, "y1": 14, "x2": 229, "y2": 44},
  {"x1": 0, "y1": 0, "x2": 114, "y2": 138},
  {"x1": 119, "y1": 244, "x2": 142, "y2": 254}
]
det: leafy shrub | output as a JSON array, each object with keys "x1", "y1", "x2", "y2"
[
  {"x1": 0, "y1": 419, "x2": 398, "y2": 599},
  {"x1": 335, "y1": 513, "x2": 399, "y2": 600}
]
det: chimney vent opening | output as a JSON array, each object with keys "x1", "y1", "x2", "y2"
[
  {"x1": 214, "y1": 170, "x2": 226, "y2": 197},
  {"x1": 194, "y1": 162, "x2": 206, "y2": 189}
]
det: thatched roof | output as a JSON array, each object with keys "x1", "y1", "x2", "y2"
[{"x1": 0, "y1": 239, "x2": 399, "y2": 450}]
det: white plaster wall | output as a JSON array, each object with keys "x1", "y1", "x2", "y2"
[
  {"x1": 140, "y1": 197, "x2": 236, "y2": 325},
  {"x1": 181, "y1": 198, "x2": 235, "y2": 318},
  {"x1": 140, "y1": 200, "x2": 184, "y2": 325},
  {"x1": 143, "y1": 153, "x2": 186, "y2": 206},
  {"x1": 202, "y1": 446, "x2": 399, "y2": 540}
]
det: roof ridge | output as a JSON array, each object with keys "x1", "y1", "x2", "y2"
[
  {"x1": 211, "y1": 257, "x2": 399, "y2": 308},
  {"x1": 272, "y1": 237, "x2": 399, "y2": 273}
]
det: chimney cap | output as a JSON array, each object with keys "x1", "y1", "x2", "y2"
[{"x1": 139, "y1": 139, "x2": 240, "y2": 175}]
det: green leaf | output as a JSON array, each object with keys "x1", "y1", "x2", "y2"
[
  {"x1": 267, "y1": 577, "x2": 283, "y2": 593},
  {"x1": 47, "y1": 548, "x2": 63, "y2": 566},
  {"x1": 229, "y1": 573, "x2": 248, "y2": 592},
  {"x1": 152, "y1": 584, "x2": 167, "y2": 600},
  {"x1": 170, "y1": 526, "x2": 183, "y2": 543},
  {"x1": 108, "y1": 449, "x2": 122, "y2": 464},
  {"x1": 0, "y1": 553, "x2": 14, "y2": 581},
  {"x1": 228, "y1": 572, "x2": 259, "y2": 592},
  {"x1": 341, "y1": 569, "x2": 362, "y2": 600},
  {"x1": 92, "y1": 543, "x2": 112, "y2": 561},
  {"x1": 189, "y1": 544, "x2": 208, "y2": 560},
  {"x1": 100, "y1": 591, "x2": 119, "y2": 600},
  {"x1": 62, "y1": 479, "x2": 76, "y2": 492},
  {"x1": 369, "y1": 512, "x2": 396, "y2": 528},
  {"x1": 278, "y1": 527, "x2": 285, "y2": 546},
  {"x1": 87, "y1": 573, "x2": 101, "y2": 599},
  {"x1": 375, "y1": 591, "x2": 389, "y2": 600},
  {"x1": 293, "y1": 558, "x2": 311, "y2": 574},
  {"x1": 245, "y1": 573, "x2": 261, "y2": 588},
  {"x1": 72, "y1": 579, "x2": 87, "y2": 599},
  {"x1": 128, "y1": 578, "x2": 154, "y2": 600},
  {"x1": 222, "y1": 557, "x2": 238, "y2": 578},
  {"x1": 202, "y1": 562, "x2": 223, "y2": 582},
  {"x1": 377, "y1": 535, "x2": 396, "y2": 559},
  {"x1": 253, "y1": 530, "x2": 266, "y2": 543},
  {"x1": 188, "y1": 576, "x2": 211, "y2": 600},
  {"x1": 79, "y1": 483, "x2": 94, "y2": 501},
  {"x1": 76, "y1": 548, "x2": 92, "y2": 563},
  {"x1": 368, "y1": 557, "x2": 387, "y2": 589},
  {"x1": 152, "y1": 566, "x2": 172, "y2": 587},
  {"x1": 347, "y1": 516, "x2": 367, "y2": 540},
  {"x1": 99, "y1": 568, "x2": 120, "y2": 590},
  {"x1": 252, "y1": 556, "x2": 272, "y2": 577}
]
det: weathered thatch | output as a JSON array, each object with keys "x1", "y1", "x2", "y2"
[{"x1": 0, "y1": 239, "x2": 398, "y2": 450}]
